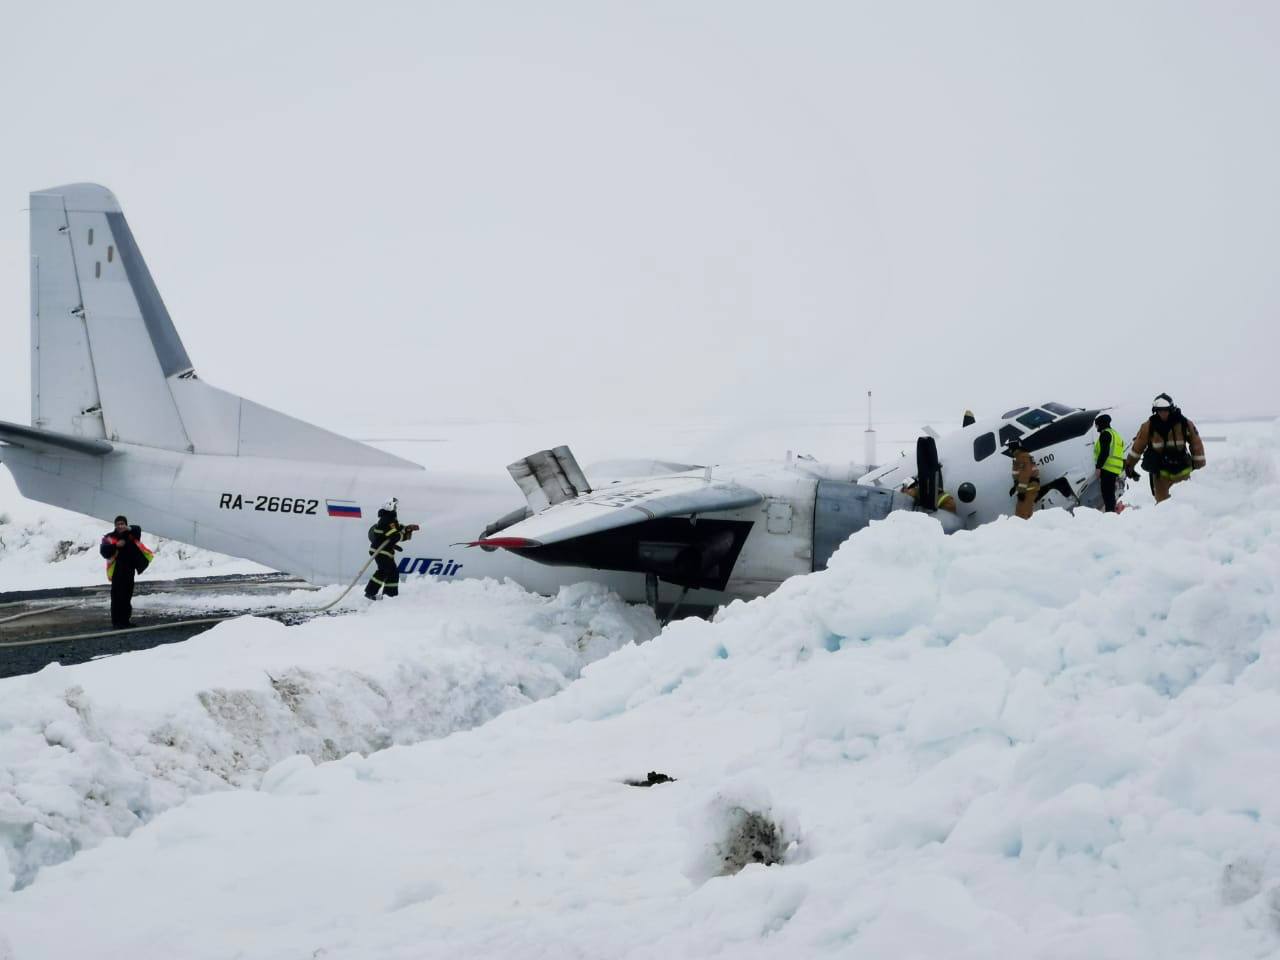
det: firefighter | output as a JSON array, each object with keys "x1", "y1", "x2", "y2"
[
  {"x1": 1007, "y1": 440, "x2": 1040, "y2": 519},
  {"x1": 99, "y1": 515, "x2": 154, "y2": 629},
  {"x1": 1125, "y1": 393, "x2": 1206, "y2": 503},
  {"x1": 1092, "y1": 413, "x2": 1127, "y2": 513},
  {"x1": 364, "y1": 498, "x2": 420, "y2": 599},
  {"x1": 901, "y1": 481, "x2": 958, "y2": 513}
]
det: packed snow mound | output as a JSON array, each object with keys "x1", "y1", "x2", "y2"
[
  {"x1": 1, "y1": 427, "x2": 1278, "y2": 959},
  {"x1": 0, "y1": 579, "x2": 657, "y2": 892},
  {"x1": 0, "y1": 472, "x2": 263, "y2": 590}
]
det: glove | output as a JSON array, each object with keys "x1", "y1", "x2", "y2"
[{"x1": 1125, "y1": 466, "x2": 1140, "y2": 481}]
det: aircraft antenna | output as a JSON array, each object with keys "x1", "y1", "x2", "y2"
[{"x1": 863, "y1": 390, "x2": 877, "y2": 469}]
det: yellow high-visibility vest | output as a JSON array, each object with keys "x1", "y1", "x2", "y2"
[{"x1": 1095, "y1": 426, "x2": 1126, "y2": 476}]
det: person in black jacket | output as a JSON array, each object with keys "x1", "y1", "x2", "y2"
[
  {"x1": 99, "y1": 516, "x2": 154, "y2": 629},
  {"x1": 364, "y1": 498, "x2": 419, "y2": 599},
  {"x1": 1092, "y1": 414, "x2": 1127, "y2": 513}
]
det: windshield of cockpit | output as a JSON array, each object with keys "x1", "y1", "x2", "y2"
[{"x1": 972, "y1": 403, "x2": 1083, "y2": 461}]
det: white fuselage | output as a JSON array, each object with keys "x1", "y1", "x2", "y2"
[
  {"x1": 11, "y1": 185, "x2": 1149, "y2": 612},
  {"x1": 861, "y1": 404, "x2": 1145, "y2": 525},
  {"x1": 3, "y1": 403, "x2": 1146, "y2": 606},
  {"x1": 1, "y1": 445, "x2": 822, "y2": 605}
]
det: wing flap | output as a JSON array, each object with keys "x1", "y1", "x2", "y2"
[
  {"x1": 472, "y1": 474, "x2": 763, "y2": 548},
  {"x1": 0, "y1": 419, "x2": 114, "y2": 457}
]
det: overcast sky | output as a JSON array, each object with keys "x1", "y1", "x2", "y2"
[{"x1": 1, "y1": 1, "x2": 1276, "y2": 436}]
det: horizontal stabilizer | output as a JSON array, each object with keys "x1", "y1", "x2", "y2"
[
  {"x1": 0, "y1": 419, "x2": 113, "y2": 456},
  {"x1": 472, "y1": 473, "x2": 763, "y2": 548}
]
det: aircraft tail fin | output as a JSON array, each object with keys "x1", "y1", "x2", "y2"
[{"x1": 29, "y1": 184, "x2": 416, "y2": 468}]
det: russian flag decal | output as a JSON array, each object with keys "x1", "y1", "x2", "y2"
[{"x1": 326, "y1": 499, "x2": 362, "y2": 518}]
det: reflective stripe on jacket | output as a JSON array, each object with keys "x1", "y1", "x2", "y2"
[
  {"x1": 1011, "y1": 450, "x2": 1040, "y2": 491},
  {"x1": 1126, "y1": 417, "x2": 1206, "y2": 471},
  {"x1": 101, "y1": 534, "x2": 154, "y2": 581},
  {"x1": 368, "y1": 519, "x2": 413, "y2": 556}
]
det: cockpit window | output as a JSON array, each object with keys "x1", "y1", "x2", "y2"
[
  {"x1": 1042, "y1": 402, "x2": 1077, "y2": 416},
  {"x1": 1001, "y1": 406, "x2": 1029, "y2": 419},
  {"x1": 973, "y1": 432, "x2": 997, "y2": 462},
  {"x1": 1015, "y1": 408, "x2": 1056, "y2": 429},
  {"x1": 1020, "y1": 411, "x2": 1099, "y2": 452},
  {"x1": 998, "y1": 424, "x2": 1024, "y2": 446}
]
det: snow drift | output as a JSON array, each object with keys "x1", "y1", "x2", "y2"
[
  {"x1": 0, "y1": 580, "x2": 656, "y2": 891},
  {"x1": 0, "y1": 423, "x2": 1278, "y2": 958}
]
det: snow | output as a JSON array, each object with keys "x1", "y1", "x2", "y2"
[
  {"x1": 0, "y1": 418, "x2": 1278, "y2": 958},
  {"x1": 0, "y1": 579, "x2": 656, "y2": 891}
]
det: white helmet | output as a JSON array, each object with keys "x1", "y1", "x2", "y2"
[
  {"x1": 1151, "y1": 393, "x2": 1174, "y2": 411},
  {"x1": 382, "y1": 497, "x2": 399, "y2": 513}
]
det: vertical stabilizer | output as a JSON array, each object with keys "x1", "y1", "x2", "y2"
[
  {"x1": 27, "y1": 183, "x2": 420, "y2": 469},
  {"x1": 31, "y1": 184, "x2": 191, "y2": 450},
  {"x1": 30, "y1": 187, "x2": 105, "y2": 439}
]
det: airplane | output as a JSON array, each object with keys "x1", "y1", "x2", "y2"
[{"x1": 0, "y1": 184, "x2": 1142, "y2": 614}]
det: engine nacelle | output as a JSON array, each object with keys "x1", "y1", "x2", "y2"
[{"x1": 812, "y1": 481, "x2": 917, "y2": 571}]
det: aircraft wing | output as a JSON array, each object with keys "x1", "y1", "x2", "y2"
[
  {"x1": 0, "y1": 420, "x2": 114, "y2": 457},
  {"x1": 471, "y1": 474, "x2": 763, "y2": 548}
]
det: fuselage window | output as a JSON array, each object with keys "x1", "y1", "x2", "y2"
[
  {"x1": 1001, "y1": 406, "x2": 1029, "y2": 419},
  {"x1": 998, "y1": 424, "x2": 1024, "y2": 446},
  {"x1": 974, "y1": 432, "x2": 997, "y2": 461},
  {"x1": 1015, "y1": 408, "x2": 1056, "y2": 429},
  {"x1": 1042, "y1": 402, "x2": 1077, "y2": 416}
]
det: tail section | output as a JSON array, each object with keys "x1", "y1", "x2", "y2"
[
  {"x1": 30, "y1": 185, "x2": 122, "y2": 441},
  {"x1": 29, "y1": 184, "x2": 416, "y2": 468}
]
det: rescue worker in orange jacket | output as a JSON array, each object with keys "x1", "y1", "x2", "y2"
[
  {"x1": 99, "y1": 515, "x2": 154, "y2": 629},
  {"x1": 1125, "y1": 393, "x2": 1206, "y2": 503},
  {"x1": 1007, "y1": 441, "x2": 1040, "y2": 519},
  {"x1": 901, "y1": 481, "x2": 957, "y2": 513}
]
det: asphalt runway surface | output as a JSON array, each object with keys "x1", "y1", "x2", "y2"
[{"x1": 0, "y1": 574, "x2": 320, "y2": 678}]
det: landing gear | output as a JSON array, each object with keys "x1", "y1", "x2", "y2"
[
  {"x1": 645, "y1": 573, "x2": 691, "y2": 627},
  {"x1": 662, "y1": 586, "x2": 691, "y2": 627}
]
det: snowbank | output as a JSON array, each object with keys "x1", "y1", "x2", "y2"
[
  {"x1": 0, "y1": 579, "x2": 656, "y2": 892},
  {"x1": 1, "y1": 424, "x2": 1278, "y2": 959}
]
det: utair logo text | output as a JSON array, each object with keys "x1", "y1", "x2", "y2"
[{"x1": 397, "y1": 557, "x2": 464, "y2": 577}]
